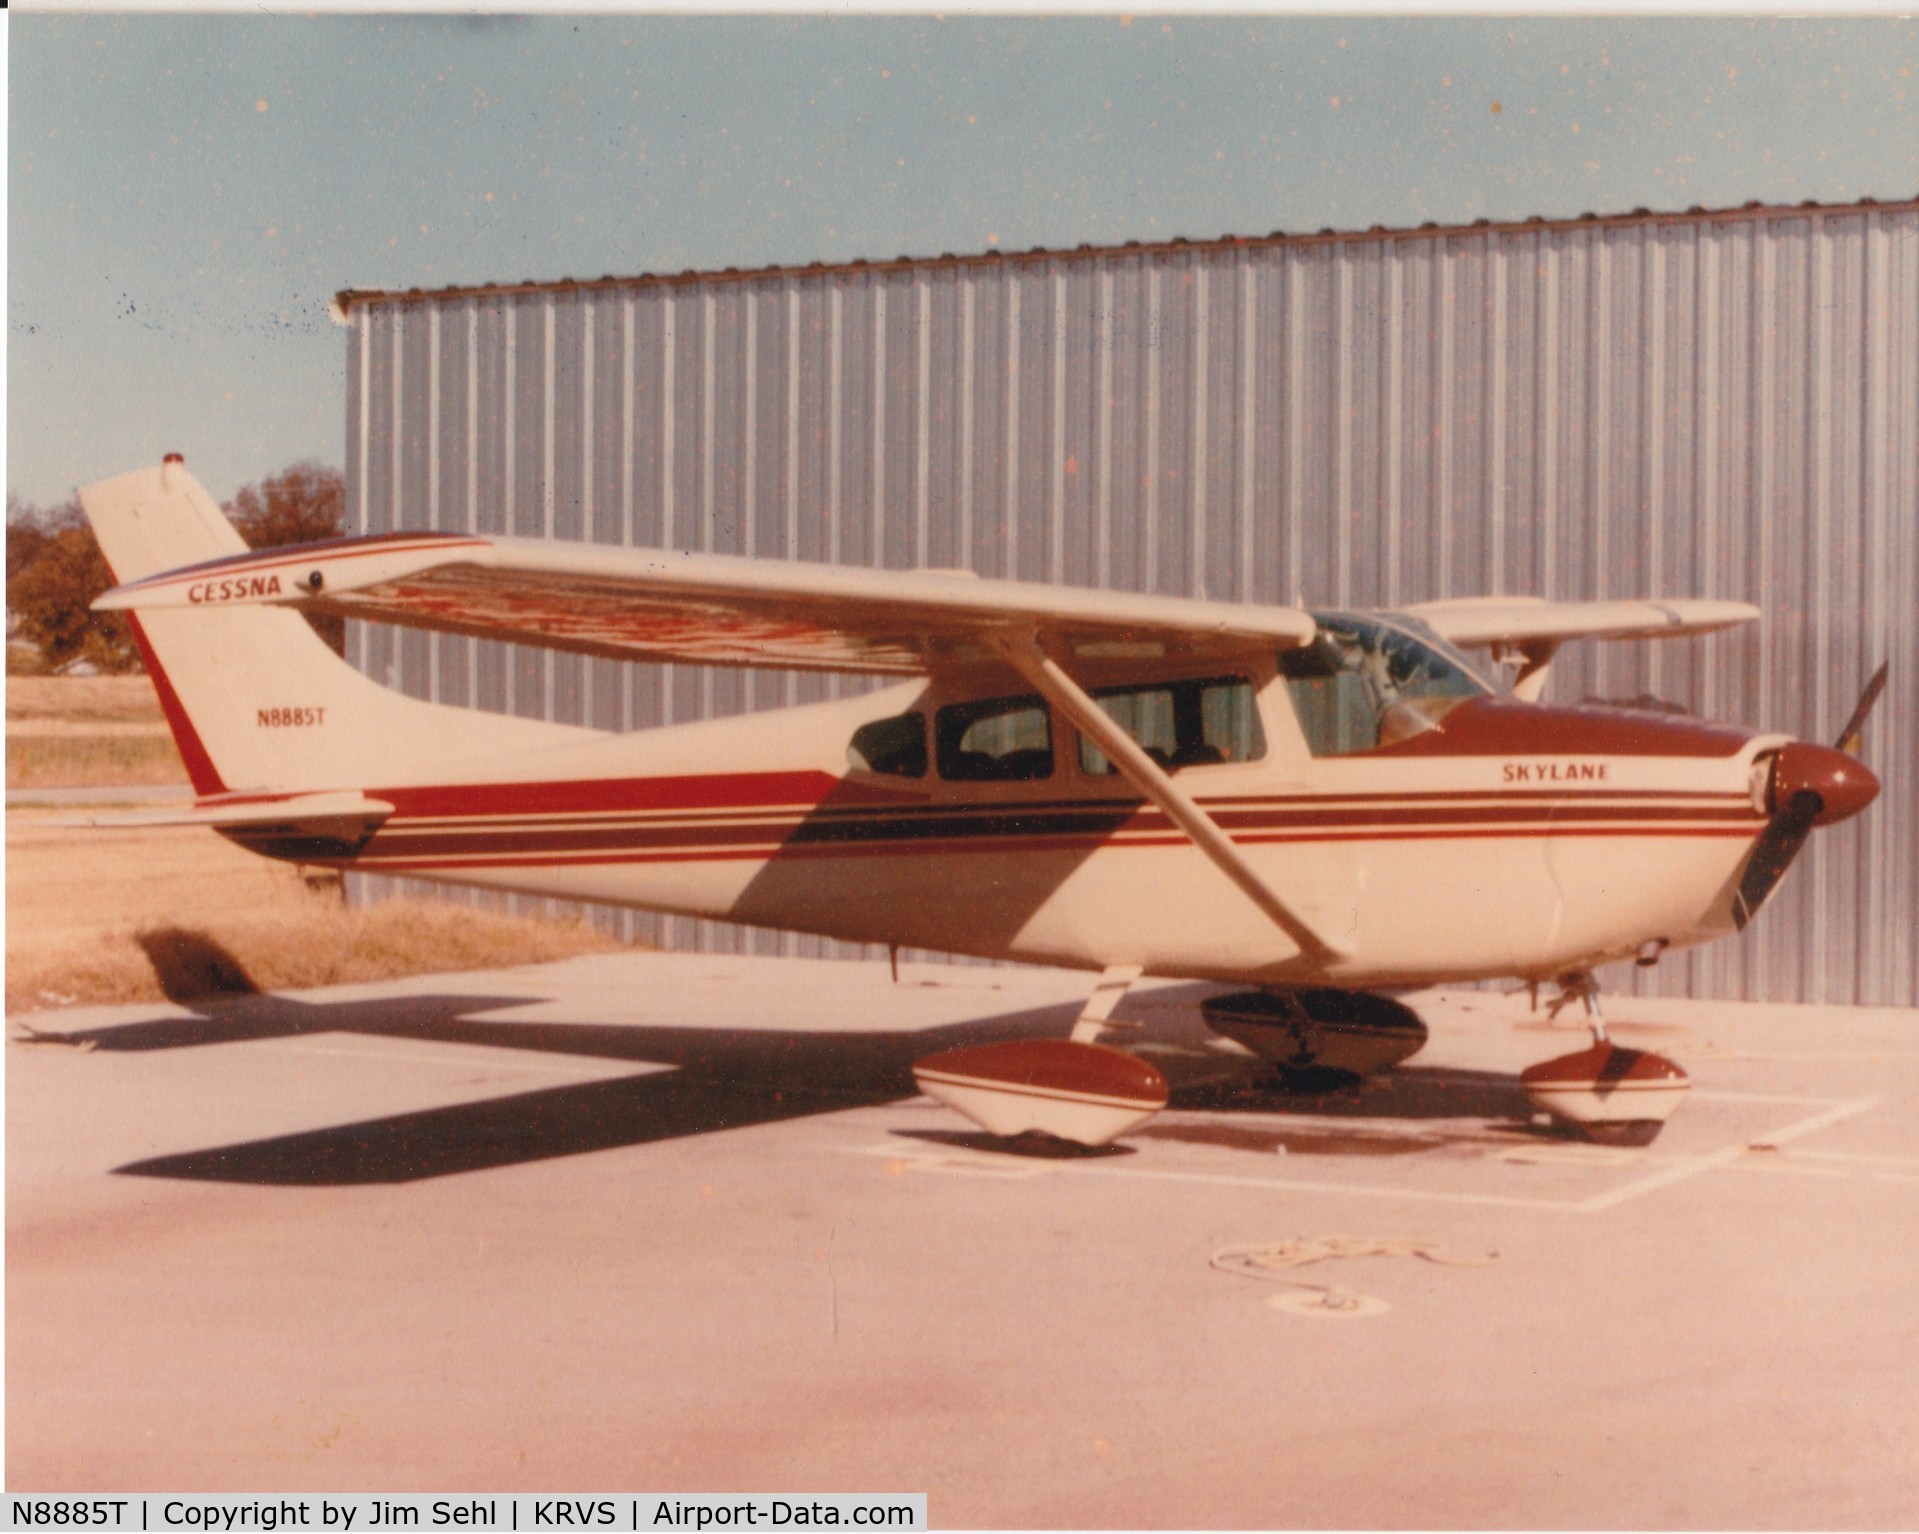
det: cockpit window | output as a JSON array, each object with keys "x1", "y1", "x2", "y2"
[
  {"x1": 847, "y1": 712, "x2": 927, "y2": 777},
  {"x1": 1280, "y1": 611, "x2": 1493, "y2": 757},
  {"x1": 936, "y1": 695, "x2": 1054, "y2": 781},
  {"x1": 1078, "y1": 676, "x2": 1266, "y2": 776}
]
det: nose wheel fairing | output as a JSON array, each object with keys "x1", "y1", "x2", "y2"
[{"x1": 1520, "y1": 1044, "x2": 1691, "y2": 1146}]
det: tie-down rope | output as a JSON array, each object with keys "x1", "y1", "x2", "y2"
[{"x1": 1211, "y1": 1236, "x2": 1501, "y2": 1311}]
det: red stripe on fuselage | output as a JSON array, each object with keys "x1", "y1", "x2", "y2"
[
  {"x1": 352, "y1": 797, "x2": 1762, "y2": 861},
  {"x1": 352, "y1": 822, "x2": 1765, "y2": 876},
  {"x1": 377, "y1": 771, "x2": 928, "y2": 819}
]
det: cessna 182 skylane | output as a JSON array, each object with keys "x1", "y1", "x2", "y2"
[{"x1": 81, "y1": 457, "x2": 1884, "y2": 1147}]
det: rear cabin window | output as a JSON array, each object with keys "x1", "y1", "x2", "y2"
[
  {"x1": 847, "y1": 712, "x2": 927, "y2": 777},
  {"x1": 1280, "y1": 613, "x2": 1492, "y2": 757},
  {"x1": 1078, "y1": 677, "x2": 1266, "y2": 776},
  {"x1": 936, "y1": 696, "x2": 1054, "y2": 781}
]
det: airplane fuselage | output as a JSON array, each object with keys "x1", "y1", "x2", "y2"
[{"x1": 241, "y1": 657, "x2": 1784, "y2": 990}]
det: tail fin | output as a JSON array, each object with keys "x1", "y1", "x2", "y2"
[{"x1": 81, "y1": 458, "x2": 596, "y2": 793}]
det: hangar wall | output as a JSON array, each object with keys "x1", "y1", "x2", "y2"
[{"x1": 337, "y1": 197, "x2": 1919, "y2": 1006}]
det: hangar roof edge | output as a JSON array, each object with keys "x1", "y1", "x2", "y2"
[{"x1": 329, "y1": 194, "x2": 1919, "y2": 325}]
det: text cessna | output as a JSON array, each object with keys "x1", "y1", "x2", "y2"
[{"x1": 187, "y1": 573, "x2": 283, "y2": 603}]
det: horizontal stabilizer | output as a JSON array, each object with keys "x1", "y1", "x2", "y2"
[
  {"x1": 96, "y1": 532, "x2": 1320, "y2": 676},
  {"x1": 57, "y1": 790, "x2": 394, "y2": 833}
]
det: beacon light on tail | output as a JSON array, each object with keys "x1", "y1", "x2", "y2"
[{"x1": 78, "y1": 456, "x2": 1886, "y2": 1153}]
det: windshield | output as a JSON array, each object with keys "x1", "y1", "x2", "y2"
[{"x1": 1279, "y1": 611, "x2": 1495, "y2": 756}]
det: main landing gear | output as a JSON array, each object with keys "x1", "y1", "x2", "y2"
[
  {"x1": 910, "y1": 966, "x2": 1169, "y2": 1148},
  {"x1": 908, "y1": 967, "x2": 1693, "y2": 1151},
  {"x1": 1518, "y1": 970, "x2": 1690, "y2": 1147},
  {"x1": 909, "y1": 970, "x2": 1436, "y2": 1149}
]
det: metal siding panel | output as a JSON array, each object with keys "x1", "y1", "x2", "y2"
[
  {"x1": 1105, "y1": 257, "x2": 1148, "y2": 592},
  {"x1": 1290, "y1": 245, "x2": 1335, "y2": 606},
  {"x1": 1245, "y1": 246, "x2": 1285, "y2": 606},
  {"x1": 363, "y1": 311, "x2": 394, "y2": 537},
  {"x1": 1394, "y1": 244, "x2": 1439, "y2": 604},
  {"x1": 1152, "y1": 252, "x2": 1193, "y2": 597},
  {"x1": 837, "y1": 275, "x2": 877, "y2": 572},
  {"x1": 344, "y1": 315, "x2": 364, "y2": 534},
  {"x1": 922, "y1": 270, "x2": 961, "y2": 573},
  {"x1": 399, "y1": 307, "x2": 432, "y2": 541},
  {"x1": 435, "y1": 304, "x2": 469, "y2": 534},
  {"x1": 1201, "y1": 249, "x2": 1242, "y2": 604},
  {"x1": 360, "y1": 312, "x2": 398, "y2": 690},
  {"x1": 969, "y1": 268, "x2": 1009, "y2": 580},
  {"x1": 551, "y1": 294, "x2": 586, "y2": 544},
  {"x1": 1499, "y1": 233, "x2": 1540, "y2": 598},
  {"x1": 467, "y1": 285, "x2": 510, "y2": 725},
  {"x1": 793, "y1": 283, "x2": 831, "y2": 565},
  {"x1": 709, "y1": 285, "x2": 749, "y2": 558},
  {"x1": 343, "y1": 317, "x2": 365, "y2": 674},
  {"x1": 877, "y1": 272, "x2": 918, "y2": 569},
  {"x1": 396, "y1": 316, "x2": 437, "y2": 709},
  {"x1": 1014, "y1": 264, "x2": 1054, "y2": 583},
  {"x1": 1058, "y1": 263, "x2": 1099, "y2": 587},
  {"x1": 590, "y1": 297, "x2": 626, "y2": 546},
  {"x1": 751, "y1": 280, "x2": 791, "y2": 560},
  {"x1": 512, "y1": 298, "x2": 546, "y2": 540},
  {"x1": 1344, "y1": 244, "x2": 1386, "y2": 606}
]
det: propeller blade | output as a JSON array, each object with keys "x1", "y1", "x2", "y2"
[
  {"x1": 1734, "y1": 666, "x2": 1888, "y2": 932},
  {"x1": 1732, "y1": 788, "x2": 1822, "y2": 931},
  {"x1": 1835, "y1": 661, "x2": 1889, "y2": 756}
]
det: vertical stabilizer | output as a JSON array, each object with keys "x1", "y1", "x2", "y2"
[{"x1": 80, "y1": 458, "x2": 599, "y2": 793}]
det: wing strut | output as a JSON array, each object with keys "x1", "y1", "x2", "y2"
[{"x1": 990, "y1": 629, "x2": 1354, "y2": 965}]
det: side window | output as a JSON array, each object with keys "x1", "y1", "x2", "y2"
[
  {"x1": 1079, "y1": 677, "x2": 1265, "y2": 776},
  {"x1": 847, "y1": 713, "x2": 927, "y2": 777},
  {"x1": 1279, "y1": 664, "x2": 1382, "y2": 756},
  {"x1": 937, "y1": 696, "x2": 1054, "y2": 781}
]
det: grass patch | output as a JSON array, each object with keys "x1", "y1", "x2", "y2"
[
  {"x1": 7, "y1": 674, "x2": 187, "y2": 788},
  {"x1": 7, "y1": 810, "x2": 632, "y2": 1014},
  {"x1": 7, "y1": 675, "x2": 165, "y2": 726},
  {"x1": 9, "y1": 899, "x2": 626, "y2": 1013},
  {"x1": 7, "y1": 733, "x2": 188, "y2": 788}
]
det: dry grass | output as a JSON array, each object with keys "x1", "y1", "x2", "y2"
[
  {"x1": 6, "y1": 810, "x2": 630, "y2": 1015},
  {"x1": 8, "y1": 734, "x2": 188, "y2": 788},
  {"x1": 7, "y1": 674, "x2": 187, "y2": 788},
  {"x1": 7, "y1": 675, "x2": 168, "y2": 725}
]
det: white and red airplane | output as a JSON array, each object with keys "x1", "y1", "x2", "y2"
[{"x1": 79, "y1": 456, "x2": 1884, "y2": 1148}]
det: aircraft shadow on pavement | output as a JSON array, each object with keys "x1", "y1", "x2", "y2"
[
  {"x1": 39, "y1": 981, "x2": 1534, "y2": 1186},
  {"x1": 70, "y1": 991, "x2": 1083, "y2": 1186}
]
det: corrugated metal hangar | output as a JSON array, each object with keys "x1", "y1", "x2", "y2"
[{"x1": 334, "y1": 196, "x2": 1918, "y2": 1006}]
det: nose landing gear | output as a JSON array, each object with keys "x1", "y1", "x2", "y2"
[{"x1": 1520, "y1": 970, "x2": 1690, "y2": 1146}]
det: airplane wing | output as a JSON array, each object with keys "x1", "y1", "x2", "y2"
[
  {"x1": 1402, "y1": 596, "x2": 1760, "y2": 648},
  {"x1": 94, "y1": 532, "x2": 1318, "y2": 676},
  {"x1": 1402, "y1": 596, "x2": 1759, "y2": 701}
]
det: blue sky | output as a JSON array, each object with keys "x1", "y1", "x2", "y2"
[{"x1": 8, "y1": 14, "x2": 1917, "y2": 509}]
